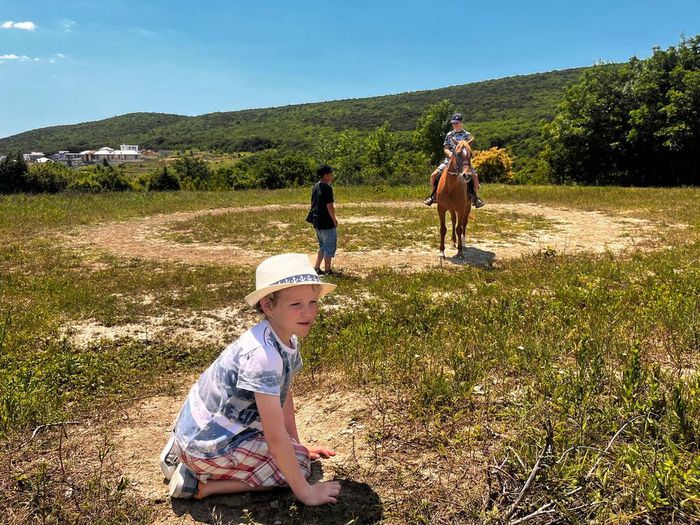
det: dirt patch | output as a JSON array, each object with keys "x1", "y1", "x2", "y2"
[
  {"x1": 64, "y1": 201, "x2": 662, "y2": 272},
  {"x1": 106, "y1": 377, "x2": 375, "y2": 524},
  {"x1": 63, "y1": 306, "x2": 258, "y2": 348}
]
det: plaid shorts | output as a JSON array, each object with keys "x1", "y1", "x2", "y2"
[{"x1": 179, "y1": 434, "x2": 311, "y2": 488}]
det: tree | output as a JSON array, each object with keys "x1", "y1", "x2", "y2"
[
  {"x1": 413, "y1": 100, "x2": 455, "y2": 164},
  {"x1": 172, "y1": 156, "x2": 212, "y2": 190},
  {"x1": 364, "y1": 122, "x2": 395, "y2": 169},
  {"x1": 544, "y1": 35, "x2": 700, "y2": 186},
  {"x1": 148, "y1": 166, "x2": 181, "y2": 191},
  {"x1": 0, "y1": 152, "x2": 29, "y2": 194}
]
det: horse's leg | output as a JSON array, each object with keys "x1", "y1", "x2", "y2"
[
  {"x1": 463, "y1": 206, "x2": 470, "y2": 247},
  {"x1": 438, "y1": 208, "x2": 447, "y2": 258},
  {"x1": 456, "y1": 212, "x2": 464, "y2": 258},
  {"x1": 450, "y1": 210, "x2": 457, "y2": 248}
]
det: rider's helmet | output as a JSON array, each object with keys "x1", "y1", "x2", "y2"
[{"x1": 450, "y1": 113, "x2": 463, "y2": 123}]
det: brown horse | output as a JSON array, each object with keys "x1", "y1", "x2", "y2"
[{"x1": 436, "y1": 140, "x2": 473, "y2": 259}]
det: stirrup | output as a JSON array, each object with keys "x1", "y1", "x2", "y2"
[{"x1": 423, "y1": 195, "x2": 435, "y2": 206}]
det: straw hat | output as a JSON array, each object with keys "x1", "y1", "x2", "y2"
[{"x1": 244, "y1": 253, "x2": 336, "y2": 307}]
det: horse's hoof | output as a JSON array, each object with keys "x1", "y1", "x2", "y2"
[{"x1": 438, "y1": 251, "x2": 445, "y2": 259}]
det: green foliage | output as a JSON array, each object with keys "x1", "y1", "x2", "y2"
[
  {"x1": 472, "y1": 147, "x2": 515, "y2": 183},
  {"x1": 0, "y1": 152, "x2": 29, "y2": 194},
  {"x1": 413, "y1": 99, "x2": 455, "y2": 164},
  {"x1": 67, "y1": 165, "x2": 131, "y2": 193},
  {"x1": 172, "y1": 155, "x2": 212, "y2": 190},
  {"x1": 0, "y1": 68, "x2": 586, "y2": 181},
  {"x1": 218, "y1": 150, "x2": 315, "y2": 190},
  {"x1": 147, "y1": 165, "x2": 181, "y2": 191},
  {"x1": 545, "y1": 35, "x2": 700, "y2": 185},
  {"x1": 25, "y1": 163, "x2": 71, "y2": 193}
]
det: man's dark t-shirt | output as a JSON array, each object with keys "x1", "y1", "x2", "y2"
[{"x1": 310, "y1": 181, "x2": 335, "y2": 230}]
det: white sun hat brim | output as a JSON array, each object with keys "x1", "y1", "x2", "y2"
[{"x1": 244, "y1": 253, "x2": 337, "y2": 307}]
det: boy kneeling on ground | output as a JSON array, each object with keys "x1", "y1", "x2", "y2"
[{"x1": 159, "y1": 253, "x2": 341, "y2": 506}]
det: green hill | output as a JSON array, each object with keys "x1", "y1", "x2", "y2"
[{"x1": 0, "y1": 67, "x2": 586, "y2": 162}]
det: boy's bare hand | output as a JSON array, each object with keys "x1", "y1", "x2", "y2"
[
  {"x1": 308, "y1": 446, "x2": 336, "y2": 460},
  {"x1": 299, "y1": 480, "x2": 341, "y2": 506}
]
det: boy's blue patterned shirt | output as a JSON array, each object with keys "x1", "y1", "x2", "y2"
[
  {"x1": 173, "y1": 319, "x2": 302, "y2": 458},
  {"x1": 443, "y1": 129, "x2": 472, "y2": 152}
]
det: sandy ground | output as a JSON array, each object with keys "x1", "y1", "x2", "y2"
[
  {"x1": 101, "y1": 378, "x2": 376, "y2": 524},
  {"x1": 65, "y1": 201, "x2": 659, "y2": 272}
]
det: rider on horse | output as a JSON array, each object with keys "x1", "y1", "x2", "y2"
[{"x1": 423, "y1": 113, "x2": 484, "y2": 208}]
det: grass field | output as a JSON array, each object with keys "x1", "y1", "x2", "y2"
[{"x1": 1, "y1": 184, "x2": 698, "y2": 524}]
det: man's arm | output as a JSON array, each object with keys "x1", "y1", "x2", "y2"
[
  {"x1": 256, "y1": 392, "x2": 340, "y2": 505},
  {"x1": 326, "y1": 202, "x2": 338, "y2": 227}
]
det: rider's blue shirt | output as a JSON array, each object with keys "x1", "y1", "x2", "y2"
[{"x1": 444, "y1": 130, "x2": 472, "y2": 152}]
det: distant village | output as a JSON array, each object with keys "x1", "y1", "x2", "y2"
[{"x1": 0, "y1": 145, "x2": 161, "y2": 167}]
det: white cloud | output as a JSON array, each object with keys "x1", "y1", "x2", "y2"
[
  {"x1": 60, "y1": 19, "x2": 76, "y2": 32},
  {"x1": 1, "y1": 21, "x2": 38, "y2": 31},
  {"x1": 0, "y1": 53, "x2": 31, "y2": 61},
  {"x1": 49, "y1": 53, "x2": 67, "y2": 64}
]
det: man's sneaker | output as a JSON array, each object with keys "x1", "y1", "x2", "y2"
[
  {"x1": 474, "y1": 197, "x2": 485, "y2": 208},
  {"x1": 314, "y1": 267, "x2": 324, "y2": 276},
  {"x1": 169, "y1": 463, "x2": 199, "y2": 499},
  {"x1": 159, "y1": 434, "x2": 181, "y2": 481},
  {"x1": 423, "y1": 195, "x2": 435, "y2": 206}
]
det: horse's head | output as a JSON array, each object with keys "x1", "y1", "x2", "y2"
[{"x1": 450, "y1": 140, "x2": 473, "y2": 181}]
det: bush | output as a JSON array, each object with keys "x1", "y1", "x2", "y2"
[
  {"x1": 147, "y1": 166, "x2": 180, "y2": 191},
  {"x1": 472, "y1": 147, "x2": 515, "y2": 183},
  {"x1": 67, "y1": 165, "x2": 131, "y2": 193},
  {"x1": 221, "y1": 150, "x2": 315, "y2": 189},
  {"x1": 25, "y1": 163, "x2": 70, "y2": 193},
  {"x1": 172, "y1": 156, "x2": 212, "y2": 190},
  {"x1": 0, "y1": 153, "x2": 29, "y2": 194}
]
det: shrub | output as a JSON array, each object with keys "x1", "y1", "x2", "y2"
[
  {"x1": 147, "y1": 166, "x2": 180, "y2": 191},
  {"x1": 25, "y1": 163, "x2": 70, "y2": 193},
  {"x1": 472, "y1": 147, "x2": 515, "y2": 183},
  {"x1": 67, "y1": 165, "x2": 131, "y2": 193},
  {"x1": 0, "y1": 153, "x2": 29, "y2": 194},
  {"x1": 221, "y1": 150, "x2": 315, "y2": 190},
  {"x1": 172, "y1": 156, "x2": 212, "y2": 190}
]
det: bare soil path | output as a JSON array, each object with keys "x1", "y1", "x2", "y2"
[
  {"x1": 65, "y1": 201, "x2": 658, "y2": 271},
  {"x1": 108, "y1": 379, "x2": 378, "y2": 524}
]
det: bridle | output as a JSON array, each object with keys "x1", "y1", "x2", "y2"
[{"x1": 445, "y1": 139, "x2": 473, "y2": 182}]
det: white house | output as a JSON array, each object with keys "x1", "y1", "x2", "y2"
[
  {"x1": 52, "y1": 151, "x2": 83, "y2": 167},
  {"x1": 84, "y1": 145, "x2": 141, "y2": 163},
  {"x1": 23, "y1": 152, "x2": 46, "y2": 162}
]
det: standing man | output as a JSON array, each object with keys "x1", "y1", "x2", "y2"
[{"x1": 309, "y1": 164, "x2": 338, "y2": 276}]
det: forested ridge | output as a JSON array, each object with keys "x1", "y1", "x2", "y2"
[{"x1": 0, "y1": 67, "x2": 585, "y2": 162}]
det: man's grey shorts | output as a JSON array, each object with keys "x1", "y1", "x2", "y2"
[{"x1": 315, "y1": 227, "x2": 337, "y2": 258}]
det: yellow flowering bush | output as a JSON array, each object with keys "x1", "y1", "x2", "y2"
[{"x1": 472, "y1": 147, "x2": 515, "y2": 183}]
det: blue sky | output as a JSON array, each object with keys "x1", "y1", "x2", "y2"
[{"x1": 0, "y1": 0, "x2": 698, "y2": 139}]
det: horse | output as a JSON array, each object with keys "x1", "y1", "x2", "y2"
[{"x1": 436, "y1": 140, "x2": 473, "y2": 259}]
